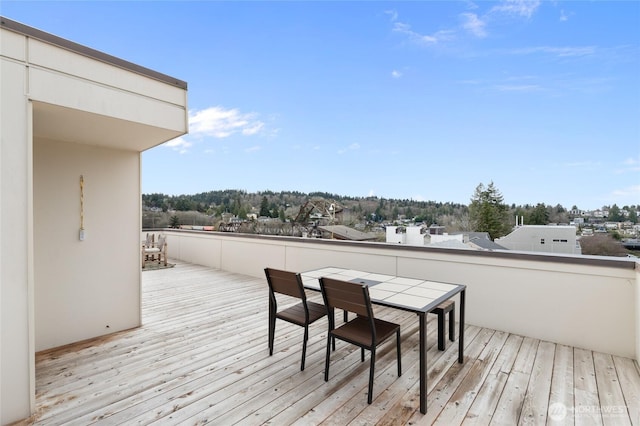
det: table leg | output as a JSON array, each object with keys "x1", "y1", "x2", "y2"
[
  {"x1": 419, "y1": 311, "x2": 427, "y2": 414},
  {"x1": 459, "y1": 289, "x2": 465, "y2": 364}
]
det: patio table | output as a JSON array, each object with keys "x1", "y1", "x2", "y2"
[{"x1": 300, "y1": 267, "x2": 466, "y2": 414}]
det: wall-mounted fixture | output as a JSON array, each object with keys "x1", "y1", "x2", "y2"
[{"x1": 79, "y1": 175, "x2": 85, "y2": 241}]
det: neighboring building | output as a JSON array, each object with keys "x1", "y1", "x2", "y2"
[
  {"x1": 570, "y1": 217, "x2": 585, "y2": 226},
  {"x1": 318, "y1": 225, "x2": 378, "y2": 241},
  {"x1": 1, "y1": 17, "x2": 188, "y2": 423},
  {"x1": 495, "y1": 225, "x2": 581, "y2": 255},
  {"x1": 386, "y1": 225, "x2": 426, "y2": 245},
  {"x1": 386, "y1": 226, "x2": 504, "y2": 251},
  {"x1": 464, "y1": 232, "x2": 508, "y2": 251}
]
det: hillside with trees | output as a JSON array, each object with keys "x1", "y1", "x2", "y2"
[{"x1": 142, "y1": 185, "x2": 638, "y2": 241}]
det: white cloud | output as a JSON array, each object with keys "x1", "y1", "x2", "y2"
[
  {"x1": 391, "y1": 20, "x2": 453, "y2": 45},
  {"x1": 384, "y1": 9, "x2": 398, "y2": 22},
  {"x1": 244, "y1": 145, "x2": 261, "y2": 153},
  {"x1": 461, "y1": 13, "x2": 487, "y2": 38},
  {"x1": 189, "y1": 106, "x2": 265, "y2": 139},
  {"x1": 491, "y1": 0, "x2": 541, "y2": 19},
  {"x1": 509, "y1": 46, "x2": 596, "y2": 58},
  {"x1": 615, "y1": 156, "x2": 640, "y2": 174},
  {"x1": 391, "y1": 69, "x2": 403, "y2": 79},
  {"x1": 242, "y1": 122, "x2": 265, "y2": 136},
  {"x1": 162, "y1": 106, "x2": 267, "y2": 153},
  {"x1": 562, "y1": 160, "x2": 601, "y2": 168},
  {"x1": 610, "y1": 185, "x2": 640, "y2": 200},
  {"x1": 368, "y1": 189, "x2": 376, "y2": 197},
  {"x1": 338, "y1": 143, "x2": 361, "y2": 154},
  {"x1": 559, "y1": 9, "x2": 569, "y2": 22},
  {"x1": 494, "y1": 84, "x2": 542, "y2": 92},
  {"x1": 164, "y1": 137, "x2": 192, "y2": 154}
]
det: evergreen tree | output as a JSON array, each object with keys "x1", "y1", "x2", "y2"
[
  {"x1": 528, "y1": 203, "x2": 549, "y2": 225},
  {"x1": 608, "y1": 204, "x2": 623, "y2": 222},
  {"x1": 469, "y1": 182, "x2": 510, "y2": 239},
  {"x1": 259, "y1": 196, "x2": 270, "y2": 217}
]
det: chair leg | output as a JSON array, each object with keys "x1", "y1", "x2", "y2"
[
  {"x1": 301, "y1": 325, "x2": 308, "y2": 371},
  {"x1": 268, "y1": 320, "x2": 275, "y2": 356},
  {"x1": 396, "y1": 329, "x2": 402, "y2": 377},
  {"x1": 329, "y1": 309, "x2": 336, "y2": 351},
  {"x1": 361, "y1": 347, "x2": 365, "y2": 362},
  {"x1": 449, "y1": 306, "x2": 455, "y2": 342},
  {"x1": 368, "y1": 349, "x2": 376, "y2": 404},
  {"x1": 324, "y1": 334, "x2": 332, "y2": 382},
  {"x1": 437, "y1": 311, "x2": 445, "y2": 351},
  {"x1": 268, "y1": 307, "x2": 276, "y2": 356}
]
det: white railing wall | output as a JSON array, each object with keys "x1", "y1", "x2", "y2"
[{"x1": 147, "y1": 230, "x2": 639, "y2": 362}]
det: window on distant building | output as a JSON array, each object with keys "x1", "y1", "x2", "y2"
[{"x1": 541, "y1": 239, "x2": 545, "y2": 244}]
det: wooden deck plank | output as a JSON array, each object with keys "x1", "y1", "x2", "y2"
[
  {"x1": 175, "y1": 309, "x2": 414, "y2": 425},
  {"x1": 574, "y1": 348, "x2": 603, "y2": 426},
  {"x1": 593, "y1": 352, "x2": 631, "y2": 426},
  {"x1": 405, "y1": 328, "x2": 497, "y2": 425},
  {"x1": 462, "y1": 333, "x2": 523, "y2": 426},
  {"x1": 613, "y1": 356, "x2": 640, "y2": 426},
  {"x1": 518, "y1": 340, "x2": 555, "y2": 425},
  {"x1": 547, "y1": 344, "x2": 575, "y2": 426},
  {"x1": 13, "y1": 261, "x2": 640, "y2": 426},
  {"x1": 432, "y1": 330, "x2": 509, "y2": 425},
  {"x1": 373, "y1": 326, "x2": 484, "y2": 426},
  {"x1": 489, "y1": 337, "x2": 539, "y2": 425}
]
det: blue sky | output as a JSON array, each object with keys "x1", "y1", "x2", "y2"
[{"x1": 3, "y1": 1, "x2": 639, "y2": 210}]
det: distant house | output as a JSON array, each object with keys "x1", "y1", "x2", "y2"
[
  {"x1": 385, "y1": 226, "x2": 506, "y2": 251},
  {"x1": 464, "y1": 232, "x2": 508, "y2": 251},
  {"x1": 1, "y1": 17, "x2": 188, "y2": 423},
  {"x1": 495, "y1": 225, "x2": 581, "y2": 255},
  {"x1": 318, "y1": 225, "x2": 378, "y2": 241},
  {"x1": 386, "y1": 225, "x2": 427, "y2": 245}
]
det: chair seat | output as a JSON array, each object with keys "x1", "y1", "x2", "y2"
[
  {"x1": 432, "y1": 300, "x2": 455, "y2": 351},
  {"x1": 433, "y1": 299, "x2": 454, "y2": 313},
  {"x1": 320, "y1": 276, "x2": 402, "y2": 404},
  {"x1": 277, "y1": 301, "x2": 326, "y2": 326},
  {"x1": 331, "y1": 316, "x2": 399, "y2": 349}
]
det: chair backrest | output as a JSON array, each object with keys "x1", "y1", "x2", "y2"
[
  {"x1": 319, "y1": 277, "x2": 374, "y2": 319},
  {"x1": 264, "y1": 268, "x2": 306, "y2": 301},
  {"x1": 157, "y1": 234, "x2": 166, "y2": 250}
]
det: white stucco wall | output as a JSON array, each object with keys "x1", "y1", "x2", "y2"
[
  {"x1": 1, "y1": 20, "x2": 187, "y2": 423},
  {"x1": 34, "y1": 139, "x2": 141, "y2": 351},
  {"x1": 161, "y1": 231, "x2": 638, "y2": 362},
  {"x1": 385, "y1": 226, "x2": 405, "y2": 244},
  {"x1": 1, "y1": 41, "x2": 33, "y2": 425},
  {"x1": 496, "y1": 225, "x2": 580, "y2": 254}
]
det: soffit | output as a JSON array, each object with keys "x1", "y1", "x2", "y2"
[{"x1": 33, "y1": 101, "x2": 181, "y2": 152}]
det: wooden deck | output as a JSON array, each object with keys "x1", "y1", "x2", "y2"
[{"x1": 19, "y1": 261, "x2": 640, "y2": 425}]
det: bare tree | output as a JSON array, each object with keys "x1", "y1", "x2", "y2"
[{"x1": 580, "y1": 234, "x2": 628, "y2": 257}]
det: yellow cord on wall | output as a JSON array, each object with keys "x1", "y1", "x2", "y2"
[{"x1": 80, "y1": 175, "x2": 85, "y2": 241}]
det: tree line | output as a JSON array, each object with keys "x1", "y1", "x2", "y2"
[{"x1": 142, "y1": 184, "x2": 638, "y2": 241}]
